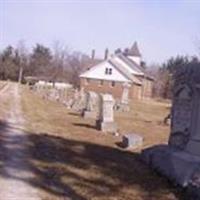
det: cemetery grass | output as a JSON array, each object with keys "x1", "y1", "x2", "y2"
[
  {"x1": 20, "y1": 87, "x2": 184, "y2": 200},
  {"x1": 0, "y1": 82, "x2": 13, "y2": 118}
]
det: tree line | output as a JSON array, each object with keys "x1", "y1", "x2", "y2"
[
  {"x1": 0, "y1": 41, "x2": 199, "y2": 99},
  {"x1": 0, "y1": 42, "x2": 95, "y2": 87},
  {"x1": 151, "y1": 55, "x2": 199, "y2": 99}
]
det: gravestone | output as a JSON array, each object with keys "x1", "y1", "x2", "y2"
[
  {"x1": 168, "y1": 84, "x2": 193, "y2": 149},
  {"x1": 96, "y1": 94, "x2": 117, "y2": 133},
  {"x1": 77, "y1": 89, "x2": 88, "y2": 112},
  {"x1": 83, "y1": 91, "x2": 100, "y2": 119},
  {"x1": 71, "y1": 89, "x2": 82, "y2": 111},
  {"x1": 121, "y1": 82, "x2": 131, "y2": 104},
  {"x1": 64, "y1": 88, "x2": 76, "y2": 108},
  {"x1": 122, "y1": 133, "x2": 143, "y2": 149},
  {"x1": 70, "y1": 89, "x2": 88, "y2": 112},
  {"x1": 114, "y1": 82, "x2": 131, "y2": 112},
  {"x1": 49, "y1": 88, "x2": 59, "y2": 101},
  {"x1": 142, "y1": 63, "x2": 200, "y2": 191}
]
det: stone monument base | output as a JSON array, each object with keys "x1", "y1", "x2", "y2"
[
  {"x1": 83, "y1": 111, "x2": 97, "y2": 119},
  {"x1": 141, "y1": 145, "x2": 200, "y2": 187},
  {"x1": 96, "y1": 120, "x2": 117, "y2": 133}
]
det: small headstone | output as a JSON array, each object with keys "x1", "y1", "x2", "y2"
[{"x1": 122, "y1": 133, "x2": 143, "y2": 149}]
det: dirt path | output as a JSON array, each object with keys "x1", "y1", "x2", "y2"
[{"x1": 0, "y1": 83, "x2": 40, "y2": 200}]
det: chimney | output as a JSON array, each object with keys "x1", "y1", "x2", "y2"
[
  {"x1": 104, "y1": 48, "x2": 109, "y2": 60},
  {"x1": 91, "y1": 49, "x2": 95, "y2": 60},
  {"x1": 115, "y1": 48, "x2": 122, "y2": 55}
]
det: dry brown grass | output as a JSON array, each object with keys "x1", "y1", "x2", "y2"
[
  {"x1": 116, "y1": 99, "x2": 171, "y2": 148},
  {"x1": 19, "y1": 87, "x2": 183, "y2": 200},
  {"x1": 0, "y1": 81, "x2": 13, "y2": 119}
]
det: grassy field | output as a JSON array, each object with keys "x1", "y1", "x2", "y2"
[{"x1": 20, "y1": 86, "x2": 183, "y2": 200}]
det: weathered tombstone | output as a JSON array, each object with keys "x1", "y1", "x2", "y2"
[
  {"x1": 122, "y1": 133, "x2": 143, "y2": 149},
  {"x1": 49, "y1": 88, "x2": 59, "y2": 101},
  {"x1": 142, "y1": 63, "x2": 200, "y2": 192},
  {"x1": 168, "y1": 84, "x2": 193, "y2": 149},
  {"x1": 83, "y1": 91, "x2": 100, "y2": 119},
  {"x1": 64, "y1": 88, "x2": 75, "y2": 108},
  {"x1": 70, "y1": 89, "x2": 87, "y2": 112},
  {"x1": 96, "y1": 94, "x2": 117, "y2": 133},
  {"x1": 114, "y1": 82, "x2": 131, "y2": 112},
  {"x1": 121, "y1": 82, "x2": 130, "y2": 104}
]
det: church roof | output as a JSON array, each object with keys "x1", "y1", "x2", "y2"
[
  {"x1": 117, "y1": 53, "x2": 144, "y2": 75},
  {"x1": 80, "y1": 43, "x2": 154, "y2": 83},
  {"x1": 108, "y1": 58, "x2": 142, "y2": 85}
]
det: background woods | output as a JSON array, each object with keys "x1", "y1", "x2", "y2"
[
  {"x1": 151, "y1": 56, "x2": 199, "y2": 99},
  {"x1": 0, "y1": 43, "x2": 93, "y2": 86},
  {"x1": 0, "y1": 42, "x2": 199, "y2": 99}
]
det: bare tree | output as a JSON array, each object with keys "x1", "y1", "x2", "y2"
[{"x1": 50, "y1": 41, "x2": 70, "y2": 82}]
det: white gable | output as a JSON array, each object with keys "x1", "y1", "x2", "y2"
[{"x1": 80, "y1": 61, "x2": 131, "y2": 82}]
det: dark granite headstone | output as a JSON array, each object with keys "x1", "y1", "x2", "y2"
[{"x1": 142, "y1": 62, "x2": 200, "y2": 193}]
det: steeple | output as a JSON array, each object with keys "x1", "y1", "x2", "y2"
[
  {"x1": 129, "y1": 42, "x2": 141, "y2": 57},
  {"x1": 123, "y1": 42, "x2": 142, "y2": 66}
]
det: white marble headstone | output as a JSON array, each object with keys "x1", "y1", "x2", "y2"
[
  {"x1": 102, "y1": 94, "x2": 114, "y2": 122},
  {"x1": 121, "y1": 82, "x2": 131, "y2": 104}
]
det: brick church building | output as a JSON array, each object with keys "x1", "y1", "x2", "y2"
[{"x1": 79, "y1": 42, "x2": 154, "y2": 99}]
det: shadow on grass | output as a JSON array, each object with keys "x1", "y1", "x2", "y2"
[
  {"x1": 72, "y1": 122, "x2": 97, "y2": 130},
  {"x1": 0, "y1": 120, "x2": 183, "y2": 199},
  {"x1": 68, "y1": 112, "x2": 81, "y2": 117},
  {"x1": 115, "y1": 141, "x2": 127, "y2": 149}
]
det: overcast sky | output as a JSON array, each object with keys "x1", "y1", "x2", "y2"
[{"x1": 0, "y1": 0, "x2": 200, "y2": 64}]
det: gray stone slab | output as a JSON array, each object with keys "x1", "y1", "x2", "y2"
[{"x1": 122, "y1": 133, "x2": 143, "y2": 149}]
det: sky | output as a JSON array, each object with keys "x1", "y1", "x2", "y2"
[{"x1": 0, "y1": 0, "x2": 200, "y2": 64}]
